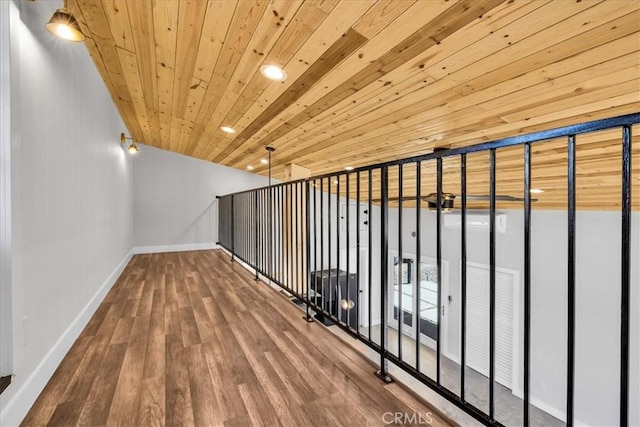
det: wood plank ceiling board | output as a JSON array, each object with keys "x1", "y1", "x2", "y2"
[
  {"x1": 152, "y1": 0, "x2": 179, "y2": 151},
  {"x1": 68, "y1": 0, "x2": 144, "y2": 140},
  {"x1": 175, "y1": 0, "x2": 242, "y2": 154},
  {"x1": 213, "y1": 0, "x2": 441, "y2": 165},
  {"x1": 127, "y1": 1, "x2": 160, "y2": 146},
  {"x1": 235, "y1": 0, "x2": 600, "y2": 170},
  {"x1": 183, "y1": 0, "x2": 306, "y2": 157},
  {"x1": 221, "y1": 0, "x2": 505, "y2": 166},
  {"x1": 195, "y1": 1, "x2": 374, "y2": 161},
  {"x1": 264, "y1": 3, "x2": 638, "y2": 171},
  {"x1": 71, "y1": 0, "x2": 640, "y2": 210}
]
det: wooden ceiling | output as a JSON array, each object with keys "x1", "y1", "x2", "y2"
[{"x1": 67, "y1": 0, "x2": 640, "y2": 209}]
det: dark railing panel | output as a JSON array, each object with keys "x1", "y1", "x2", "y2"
[{"x1": 216, "y1": 113, "x2": 638, "y2": 427}]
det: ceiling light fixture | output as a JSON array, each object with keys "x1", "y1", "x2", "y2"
[
  {"x1": 120, "y1": 132, "x2": 140, "y2": 154},
  {"x1": 247, "y1": 165, "x2": 254, "y2": 171},
  {"x1": 220, "y1": 126, "x2": 236, "y2": 134},
  {"x1": 344, "y1": 166, "x2": 354, "y2": 171},
  {"x1": 260, "y1": 64, "x2": 287, "y2": 81},
  {"x1": 45, "y1": 2, "x2": 85, "y2": 42},
  {"x1": 530, "y1": 188, "x2": 545, "y2": 194},
  {"x1": 260, "y1": 158, "x2": 268, "y2": 165}
]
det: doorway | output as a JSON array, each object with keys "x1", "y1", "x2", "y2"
[{"x1": 388, "y1": 252, "x2": 450, "y2": 352}]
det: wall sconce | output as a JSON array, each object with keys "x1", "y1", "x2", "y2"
[
  {"x1": 120, "y1": 133, "x2": 139, "y2": 154},
  {"x1": 45, "y1": 1, "x2": 85, "y2": 42}
]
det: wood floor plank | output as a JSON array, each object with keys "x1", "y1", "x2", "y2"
[
  {"x1": 186, "y1": 344, "x2": 221, "y2": 427},
  {"x1": 164, "y1": 335, "x2": 195, "y2": 427},
  {"x1": 106, "y1": 341, "x2": 147, "y2": 425},
  {"x1": 23, "y1": 250, "x2": 453, "y2": 427},
  {"x1": 46, "y1": 400, "x2": 83, "y2": 427},
  {"x1": 135, "y1": 376, "x2": 164, "y2": 427},
  {"x1": 76, "y1": 342, "x2": 128, "y2": 426}
]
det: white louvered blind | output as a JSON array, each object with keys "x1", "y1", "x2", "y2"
[
  {"x1": 495, "y1": 271, "x2": 514, "y2": 388},
  {"x1": 466, "y1": 267, "x2": 489, "y2": 376},
  {"x1": 466, "y1": 265, "x2": 515, "y2": 389}
]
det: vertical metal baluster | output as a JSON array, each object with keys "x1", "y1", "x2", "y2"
[
  {"x1": 620, "y1": 125, "x2": 631, "y2": 427},
  {"x1": 376, "y1": 166, "x2": 392, "y2": 383},
  {"x1": 313, "y1": 180, "x2": 318, "y2": 308},
  {"x1": 258, "y1": 190, "x2": 262, "y2": 275},
  {"x1": 320, "y1": 178, "x2": 325, "y2": 316},
  {"x1": 263, "y1": 189, "x2": 267, "y2": 277},
  {"x1": 254, "y1": 191, "x2": 259, "y2": 280},
  {"x1": 328, "y1": 177, "x2": 333, "y2": 319},
  {"x1": 567, "y1": 135, "x2": 576, "y2": 427},
  {"x1": 523, "y1": 144, "x2": 532, "y2": 426},
  {"x1": 356, "y1": 171, "x2": 361, "y2": 335},
  {"x1": 346, "y1": 173, "x2": 351, "y2": 328},
  {"x1": 368, "y1": 170, "x2": 373, "y2": 341},
  {"x1": 269, "y1": 186, "x2": 273, "y2": 281},
  {"x1": 285, "y1": 186, "x2": 289, "y2": 287},
  {"x1": 336, "y1": 177, "x2": 341, "y2": 321},
  {"x1": 272, "y1": 186, "x2": 276, "y2": 281},
  {"x1": 415, "y1": 161, "x2": 422, "y2": 373},
  {"x1": 295, "y1": 182, "x2": 300, "y2": 294},
  {"x1": 460, "y1": 154, "x2": 467, "y2": 401},
  {"x1": 278, "y1": 185, "x2": 286, "y2": 285},
  {"x1": 302, "y1": 182, "x2": 306, "y2": 295},
  {"x1": 305, "y1": 180, "x2": 313, "y2": 321},
  {"x1": 301, "y1": 182, "x2": 306, "y2": 296},
  {"x1": 277, "y1": 187, "x2": 280, "y2": 281},
  {"x1": 398, "y1": 164, "x2": 403, "y2": 361},
  {"x1": 489, "y1": 149, "x2": 496, "y2": 421},
  {"x1": 231, "y1": 195, "x2": 235, "y2": 261},
  {"x1": 436, "y1": 157, "x2": 443, "y2": 385},
  {"x1": 289, "y1": 184, "x2": 294, "y2": 290}
]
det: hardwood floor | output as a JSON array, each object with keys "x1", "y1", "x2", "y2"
[{"x1": 22, "y1": 250, "x2": 453, "y2": 427}]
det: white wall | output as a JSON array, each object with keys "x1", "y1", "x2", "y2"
[
  {"x1": 389, "y1": 207, "x2": 639, "y2": 426},
  {"x1": 133, "y1": 144, "x2": 269, "y2": 250},
  {"x1": 0, "y1": 1, "x2": 134, "y2": 424},
  {"x1": 0, "y1": 0, "x2": 15, "y2": 379}
]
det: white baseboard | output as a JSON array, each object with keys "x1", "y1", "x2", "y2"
[
  {"x1": 132, "y1": 242, "x2": 218, "y2": 254},
  {"x1": 528, "y1": 396, "x2": 565, "y2": 423},
  {"x1": 0, "y1": 249, "x2": 134, "y2": 427}
]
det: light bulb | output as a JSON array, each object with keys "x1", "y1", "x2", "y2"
[
  {"x1": 341, "y1": 299, "x2": 355, "y2": 310},
  {"x1": 260, "y1": 65, "x2": 287, "y2": 81},
  {"x1": 56, "y1": 24, "x2": 74, "y2": 40}
]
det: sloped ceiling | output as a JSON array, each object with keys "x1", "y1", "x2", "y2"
[{"x1": 67, "y1": 0, "x2": 639, "y2": 209}]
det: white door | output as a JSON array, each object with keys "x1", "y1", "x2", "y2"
[{"x1": 465, "y1": 263, "x2": 518, "y2": 390}]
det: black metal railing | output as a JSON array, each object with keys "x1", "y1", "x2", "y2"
[{"x1": 217, "y1": 113, "x2": 638, "y2": 427}]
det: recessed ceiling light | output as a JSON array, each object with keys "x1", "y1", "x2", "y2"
[
  {"x1": 334, "y1": 180, "x2": 339, "y2": 185},
  {"x1": 530, "y1": 188, "x2": 545, "y2": 194},
  {"x1": 260, "y1": 64, "x2": 287, "y2": 81},
  {"x1": 220, "y1": 126, "x2": 236, "y2": 134},
  {"x1": 344, "y1": 166, "x2": 354, "y2": 171},
  {"x1": 260, "y1": 158, "x2": 268, "y2": 165},
  {"x1": 247, "y1": 165, "x2": 254, "y2": 171}
]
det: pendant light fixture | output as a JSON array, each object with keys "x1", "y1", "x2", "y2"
[
  {"x1": 266, "y1": 146, "x2": 275, "y2": 186},
  {"x1": 45, "y1": 0, "x2": 85, "y2": 42},
  {"x1": 120, "y1": 133, "x2": 140, "y2": 154}
]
